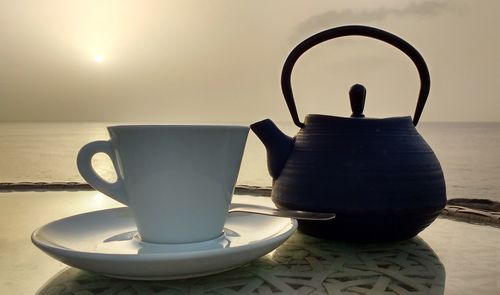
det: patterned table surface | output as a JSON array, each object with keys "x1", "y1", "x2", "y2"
[{"x1": 1, "y1": 191, "x2": 499, "y2": 295}]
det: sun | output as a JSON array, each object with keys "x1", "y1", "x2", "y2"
[{"x1": 94, "y1": 55, "x2": 104, "y2": 63}]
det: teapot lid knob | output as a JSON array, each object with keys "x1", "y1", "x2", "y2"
[{"x1": 350, "y1": 84, "x2": 366, "y2": 118}]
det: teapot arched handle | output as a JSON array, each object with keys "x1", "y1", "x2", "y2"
[{"x1": 282, "y1": 25, "x2": 430, "y2": 128}]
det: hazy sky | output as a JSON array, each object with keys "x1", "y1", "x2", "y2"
[{"x1": 1, "y1": 0, "x2": 499, "y2": 122}]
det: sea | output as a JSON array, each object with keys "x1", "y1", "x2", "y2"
[{"x1": 0, "y1": 122, "x2": 499, "y2": 202}]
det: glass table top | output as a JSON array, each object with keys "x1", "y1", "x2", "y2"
[{"x1": 1, "y1": 191, "x2": 499, "y2": 294}]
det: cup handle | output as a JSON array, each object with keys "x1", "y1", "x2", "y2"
[{"x1": 77, "y1": 140, "x2": 128, "y2": 205}]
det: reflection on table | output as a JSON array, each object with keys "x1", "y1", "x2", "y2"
[{"x1": 37, "y1": 233, "x2": 444, "y2": 294}]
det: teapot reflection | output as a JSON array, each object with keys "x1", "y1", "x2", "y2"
[{"x1": 37, "y1": 233, "x2": 445, "y2": 294}]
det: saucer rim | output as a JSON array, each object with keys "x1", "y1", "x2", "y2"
[{"x1": 31, "y1": 207, "x2": 297, "y2": 261}]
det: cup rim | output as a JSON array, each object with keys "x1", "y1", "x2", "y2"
[{"x1": 107, "y1": 124, "x2": 249, "y2": 132}]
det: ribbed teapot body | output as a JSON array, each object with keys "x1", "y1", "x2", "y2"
[{"x1": 272, "y1": 115, "x2": 447, "y2": 241}]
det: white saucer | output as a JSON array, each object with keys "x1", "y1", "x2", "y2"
[{"x1": 32, "y1": 197, "x2": 297, "y2": 280}]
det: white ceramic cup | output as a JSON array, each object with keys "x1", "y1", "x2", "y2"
[{"x1": 77, "y1": 125, "x2": 249, "y2": 244}]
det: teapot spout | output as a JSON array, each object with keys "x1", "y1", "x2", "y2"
[{"x1": 250, "y1": 119, "x2": 294, "y2": 179}]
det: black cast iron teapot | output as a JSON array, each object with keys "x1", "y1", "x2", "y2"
[{"x1": 251, "y1": 25, "x2": 447, "y2": 242}]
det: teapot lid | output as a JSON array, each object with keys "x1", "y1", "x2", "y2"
[{"x1": 303, "y1": 83, "x2": 414, "y2": 129}]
